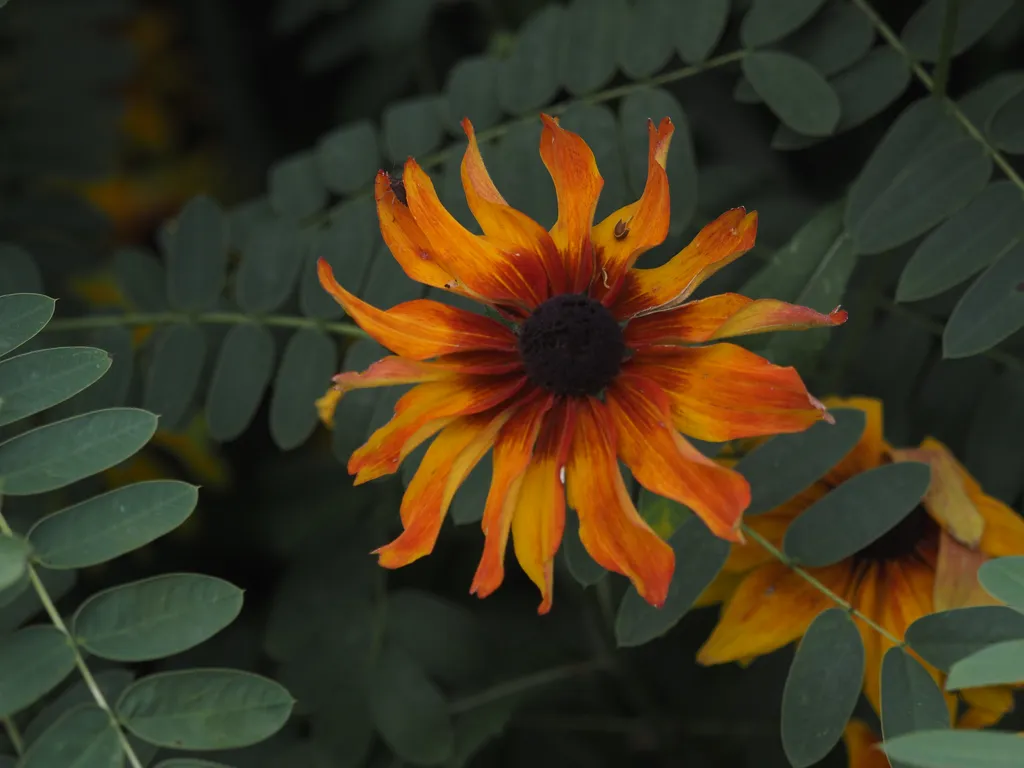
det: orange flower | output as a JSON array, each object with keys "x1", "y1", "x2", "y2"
[
  {"x1": 842, "y1": 720, "x2": 889, "y2": 768},
  {"x1": 698, "y1": 397, "x2": 1024, "y2": 724},
  {"x1": 316, "y1": 115, "x2": 845, "y2": 613}
]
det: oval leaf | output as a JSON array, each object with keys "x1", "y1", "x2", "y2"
[
  {"x1": 881, "y1": 647, "x2": 950, "y2": 768},
  {"x1": 0, "y1": 293, "x2": 54, "y2": 359},
  {"x1": 268, "y1": 151, "x2": 326, "y2": 220},
  {"x1": 943, "y1": 241, "x2": 1024, "y2": 359},
  {"x1": 205, "y1": 323, "x2": 275, "y2": 442},
  {"x1": 143, "y1": 324, "x2": 207, "y2": 430},
  {"x1": 166, "y1": 196, "x2": 228, "y2": 312},
  {"x1": 269, "y1": 328, "x2": 337, "y2": 450},
  {"x1": 0, "y1": 347, "x2": 111, "y2": 428},
  {"x1": 979, "y1": 556, "x2": 1024, "y2": 612},
  {"x1": 0, "y1": 534, "x2": 29, "y2": 592},
  {"x1": 945, "y1": 638, "x2": 1024, "y2": 690},
  {"x1": 73, "y1": 573, "x2": 243, "y2": 662},
  {"x1": 383, "y1": 97, "x2": 445, "y2": 164},
  {"x1": 558, "y1": 0, "x2": 623, "y2": 96},
  {"x1": 117, "y1": 669, "x2": 294, "y2": 750},
  {"x1": 882, "y1": 729, "x2": 1024, "y2": 768},
  {"x1": 316, "y1": 120, "x2": 379, "y2": 195},
  {"x1": 445, "y1": 56, "x2": 501, "y2": 132},
  {"x1": 905, "y1": 606, "x2": 1024, "y2": 671},
  {"x1": 991, "y1": 89, "x2": 1024, "y2": 154},
  {"x1": 19, "y1": 705, "x2": 121, "y2": 768},
  {"x1": 562, "y1": 507, "x2": 607, "y2": 587},
  {"x1": 742, "y1": 51, "x2": 840, "y2": 137},
  {"x1": 740, "y1": 0, "x2": 828, "y2": 47},
  {"x1": 498, "y1": 6, "x2": 563, "y2": 114},
  {"x1": 783, "y1": 462, "x2": 932, "y2": 566},
  {"x1": 902, "y1": 0, "x2": 1013, "y2": 63},
  {"x1": 670, "y1": 0, "x2": 729, "y2": 64},
  {"x1": 0, "y1": 625, "x2": 76, "y2": 717},
  {"x1": 781, "y1": 608, "x2": 865, "y2": 768},
  {"x1": 235, "y1": 219, "x2": 306, "y2": 314},
  {"x1": 0, "y1": 408, "x2": 158, "y2": 496}
]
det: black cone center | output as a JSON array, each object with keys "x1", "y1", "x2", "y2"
[
  {"x1": 854, "y1": 504, "x2": 934, "y2": 563},
  {"x1": 518, "y1": 294, "x2": 625, "y2": 397}
]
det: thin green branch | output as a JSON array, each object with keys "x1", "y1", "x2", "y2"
[
  {"x1": 44, "y1": 311, "x2": 369, "y2": 340},
  {"x1": 932, "y1": 0, "x2": 961, "y2": 98},
  {"x1": 0, "y1": 496, "x2": 144, "y2": 768},
  {"x1": 448, "y1": 659, "x2": 606, "y2": 715},
  {"x1": 2, "y1": 717, "x2": 24, "y2": 756}
]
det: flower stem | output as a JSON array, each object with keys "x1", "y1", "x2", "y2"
[
  {"x1": 44, "y1": 311, "x2": 369, "y2": 340},
  {"x1": 448, "y1": 659, "x2": 606, "y2": 715},
  {"x1": 2, "y1": 718, "x2": 24, "y2": 756}
]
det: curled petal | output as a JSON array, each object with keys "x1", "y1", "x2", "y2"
[
  {"x1": 349, "y1": 376, "x2": 526, "y2": 483},
  {"x1": 461, "y1": 119, "x2": 567, "y2": 294},
  {"x1": 539, "y1": 114, "x2": 603, "y2": 293},
  {"x1": 403, "y1": 159, "x2": 549, "y2": 308},
  {"x1": 565, "y1": 397, "x2": 675, "y2": 607},
  {"x1": 315, "y1": 386, "x2": 342, "y2": 428},
  {"x1": 591, "y1": 117, "x2": 673, "y2": 304},
  {"x1": 612, "y1": 208, "x2": 758, "y2": 319},
  {"x1": 630, "y1": 344, "x2": 832, "y2": 442},
  {"x1": 624, "y1": 293, "x2": 848, "y2": 347},
  {"x1": 606, "y1": 372, "x2": 749, "y2": 541},
  {"x1": 470, "y1": 391, "x2": 555, "y2": 600},
  {"x1": 512, "y1": 399, "x2": 577, "y2": 613},
  {"x1": 375, "y1": 408, "x2": 514, "y2": 568},
  {"x1": 318, "y1": 259, "x2": 518, "y2": 359}
]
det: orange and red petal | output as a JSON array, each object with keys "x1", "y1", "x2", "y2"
[
  {"x1": 403, "y1": 159, "x2": 549, "y2": 309},
  {"x1": 933, "y1": 530, "x2": 997, "y2": 612},
  {"x1": 565, "y1": 397, "x2": 675, "y2": 607},
  {"x1": 349, "y1": 375, "x2": 526, "y2": 483},
  {"x1": 539, "y1": 114, "x2": 603, "y2": 293},
  {"x1": 606, "y1": 372, "x2": 749, "y2": 542},
  {"x1": 591, "y1": 118, "x2": 673, "y2": 304},
  {"x1": 375, "y1": 407, "x2": 513, "y2": 568},
  {"x1": 461, "y1": 119, "x2": 567, "y2": 294},
  {"x1": 623, "y1": 293, "x2": 848, "y2": 347},
  {"x1": 318, "y1": 259, "x2": 519, "y2": 359},
  {"x1": 512, "y1": 398, "x2": 577, "y2": 614},
  {"x1": 470, "y1": 391, "x2": 555, "y2": 600},
  {"x1": 612, "y1": 208, "x2": 758, "y2": 319},
  {"x1": 842, "y1": 720, "x2": 890, "y2": 768},
  {"x1": 629, "y1": 344, "x2": 832, "y2": 442}
]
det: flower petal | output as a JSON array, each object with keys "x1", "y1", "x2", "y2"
[
  {"x1": 403, "y1": 158, "x2": 549, "y2": 308},
  {"x1": 591, "y1": 118, "x2": 673, "y2": 303},
  {"x1": 697, "y1": 560, "x2": 852, "y2": 664},
  {"x1": 375, "y1": 408, "x2": 514, "y2": 568},
  {"x1": 629, "y1": 344, "x2": 832, "y2": 442},
  {"x1": 820, "y1": 396, "x2": 887, "y2": 484},
  {"x1": 539, "y1": 114, "x2": 603, "y2": 293},
  {"x1": 851, "y1": 562, "x2": 886, "y2": 713},
  {"x1": 318, "y1": 259, "x2": 518, "y2": 359},
  {"x1": 842, "y1": 721, "x2": 891, "y2": 768},
  {"x1": 606, "y1": 372, "x2": 750, "y2": 542},
  {"x1": 349, "y1": 375, "x2": 526, "y2": 483},
  {"x1": 470, "y1": 391, "x2": 555, "y2": 600},
  {"x1": 612, "y1": 208, "x2": 758, "y2": 319},
  {"x1": 933, "y1": 530, "x2": 997, "y2": 612},
  {"x1": 512, "y1": 398, "x2": 577, "y2": 614},
  {"x1": 461, "y1": 119, "x2": 567, "y2": 295},
  {"x1": 958, "y1": 685, "x2": 1015, "y2": 729},
  {"x1": 565, "y1": 397, "x2": 675, "y2": 607},
  {"x1": 623, "y1": 292, "x2": 848, "y2": 347},
  {"x1": 374, "y1": 170, "x2": 459, "y2": 291}
]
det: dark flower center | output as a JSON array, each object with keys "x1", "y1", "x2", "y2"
[
  {"x1": 854, "y1": 504, "x2": 934, "y2": 563},
  {"x1": 518, "y1": 294, "x2": 625, "y2": 396}
]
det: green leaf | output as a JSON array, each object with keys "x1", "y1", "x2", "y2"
[
  {"x1": 269, "y1": 328, "x2": 337, "y2": 450},
  {"x1": 563, "y1": 507, "x2": 607, "y2": 587},
  {"x1": 0, "y1": 534, "x2": 29, "y2": 592},
  {"x1": 559, "y1": 0, "x2": 624, "y2": 96},
  {"x1": 445, "y1": 56, "x2": 500, "y2": 132},
  {"x1": 905, "y1": 606, "x2": 1024, "y2": 671},
  {"x1": 369, "y1": 643, "x2": 454, "y2": 766},
  {"x1": 330, "y1": 340, "x2": 387, "y2": 463},
  {"x1": 0, "y1": 407, "x2": 158, "y2": 496},
  {"x1": 383, "y1": 97, "x2": 445, "y2": 164},
  {"x1": 156, "y1": 761, "x2": 233, "y2": 768},
  {"x1": 558, "y1": 103, "x2": 627, "y2": 222},
  {"x1": 206, "y1": 323, "x2": 276, "y2": 442},
  {"x1": 498, "y1": 5, "x2": 563, "y2": 115},
  {"x1": 637, "y1": 487, "x2": 689, "y2": 539},
  {"x1": 961, "y1": 72, "x2": 1024, "y2": 131},
  {"x1": 882, "y1": 729, "x2": 1024, "y2": 768},
  {"x1": 0, "y1": 244, "x2": 42, "y2": 294},
  {"x1": 493, "y1": 121, "x2": 556, "y2": 226},
  {"x1": 446, "y1": 700, "x2": 514, "y2": 768},
  {"x1": 897, "y1": 181, "x2": 1024, "y2": 302},
  {"x1": 615, "y1": 514, "x2": 728, "y2": 647},
  {"x1": 166, "y1": 195, "x2": 228, "y2": 312},
  {"x1": 783, "y1": 462, "x2": 932, "y2": 567},
  {"x1": 0, "y1": 347, "x2": 110, "y2": 428},
  {"x1": 235, "y1": 218, "x2": 306, "y2": 313},
  {"x1": 881, "y1": 648, "x2": 950, "y2": 768},
  {"x1": 991, "y1": 89, "x2": 1024, "y2": 153},
  {"x1": 114, "y1": 246, "x2": 168, "y2": 311},
  {"x1": 617, "y1": 0, "x2": 673, "y2": 79},
  {"x1": 945, "y1": 638, "x2": 1024, "y2": 690},
  {"x1": 0, "y1": 568, "x2": 76, "y2": 635},
  {"x1": 117, "y1": 669, "x2": 294, "y2": 750},
  {"x1": 448, "y1": 454, "x2": 490, "y2": 525},
  {"x1": 979, "y1": 557, "x2": 1024, "y2": 612},
  {"x1": 66, "y1": 328, "x2": 134, "y2": 413},
  {"x1": 143, "y1": 324, "x2": 207, "y2": 430},
  {"x1": 738, "y1": 408, "x2": 866, "y2": 517},
  {"x1": 781, "y1": 608, "x2": 864, "y2": 768},
  {"x1": 943, "y1": 242, "x2": 1024, "y2": 358},
  {"x1": 782, "y1": 2, "x2": 875, "y2": 77},
  {"x1": 741, "y1": 0, "x2": 828, "y2": 48},
  {"x1": 25, "y1": 668, "x2": 134, "y2": 745},
  {"x1": 387, "y1": 590, "x2": 484, "y2": 687},
  {"x1": 0, "y1": 293, "x2": 54, "y2": 359},
  {"x1": 742, "y1": 51, "x2": 840, "y2": 137},
  {"x1": 669, "y1": 0, "x2": 729, "y2": 64},
  {"x1": 964, "y1": 372, "x2": 1024, "y2": 503},
  {"x1": 620, "y1": 88, "x2": 698, "y2": 235},
  {"x1": 28, "y1": 480, "x2": 197, "y2": 569},
  {"x1": 846, "y1": 98, "x2": 993, "y2": 255},
  {"x1": 0, "y1": 625, "x2": 76, "y2": 717},
  {"x1": 361, "y1": 243, "x2": 424, "y2": 309},
  {"x1": 269, "y1": 151, "x2": 327, "y2": 220},
  {"x1": 901, "y1": 0, "x2": 1013, "y2": 63},
  {"x1": 316, "y1": 120, "x2": 379, "y2": 195},
  {"x1": 19, "y1": 705, "x2": 121, "y2": 768},
  {"x1": 73, "y1": 573, "x2": 243, "y2": 662}
]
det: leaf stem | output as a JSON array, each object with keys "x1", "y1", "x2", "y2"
[
  {"x1": 932, "y1": 0, "x2": 961, "y2": 99},
  {"x1": 43, "y1": 311, "x2": 370, "y2": 340},
  {"x1": 448, "y1": 659, "x2": 606, "y2": 715},
  {"x1": 0, "y1": 495, "x2": 144, "y2": 768},
  {"x1": 2, "y1": 717, "x2": 24, "y2": 756}
]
